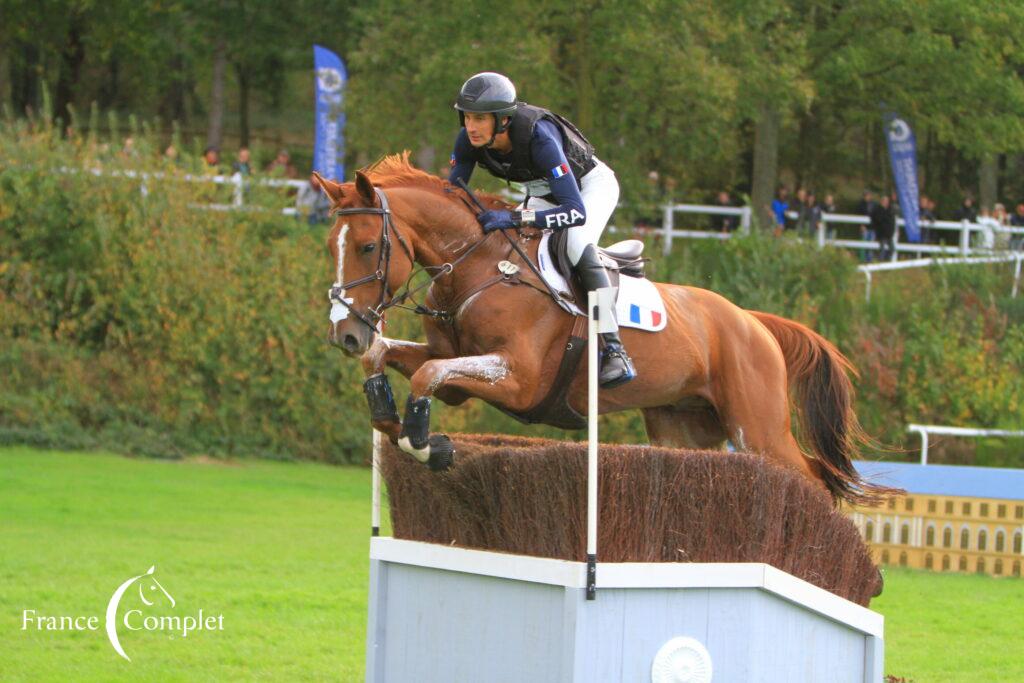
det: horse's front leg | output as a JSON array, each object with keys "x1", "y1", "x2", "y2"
[
  {"x1": 360, "y1": 338, "x2": 437, "y2": 443},
  {"x1": 397, "y1": 352, "x2": 531, "y2": 470}
]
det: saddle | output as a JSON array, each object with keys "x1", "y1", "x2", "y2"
[
  {"x1": 548, "y1": 229, "x2": 647, "y2": 287},
  {"x1": 493, "y1": 231, "x2": 650, "y2": 430}
]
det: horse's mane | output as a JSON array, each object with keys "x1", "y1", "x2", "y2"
[{"x1": 362, "y1": 151, "x2": 511, "y2": 209}]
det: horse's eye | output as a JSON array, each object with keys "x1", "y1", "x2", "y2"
[{"x1": 362, "y1": 243, "x2": 376, "y2": 254}]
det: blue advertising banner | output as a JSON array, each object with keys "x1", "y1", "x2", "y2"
[
  {"x1": 884, "y1": 114, "x2": 921, "y2": 242},
  {"x1": 313, "y1": 45, "x2": 347, "y2": 181}
]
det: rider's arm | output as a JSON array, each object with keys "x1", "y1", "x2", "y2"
[
  {"x1": 447, "y1": 128, "x2": 476, "y2": 186},
  {"x1": 518, "y1": 120, "x2": 586, "y2": 230}
]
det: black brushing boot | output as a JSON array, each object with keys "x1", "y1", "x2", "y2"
[{"x1": 574, "y1": 244, "x2": 637, "y2": 389}]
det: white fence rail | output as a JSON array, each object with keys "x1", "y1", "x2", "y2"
[
  {"x1": 54, "y1": 166, "x2": 1024, "y2": 279},
  {"x1": 63, "y1": 166, "x2": 308, "y2": 216},
  {"x1": 858, "y1": 253, "x2": 1023, "y2": 301},
  {"x1": 660, "y1": 204, "x2": 1024, "y2": 256},
  {"x1": 907, "y1": 423, "x2": 1024, "y2": 465}
]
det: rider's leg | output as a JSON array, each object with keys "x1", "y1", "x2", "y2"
[
  {"x1": 566, "y1": 161, "x2": 636, "y2": 388},
  {"x1": 574, "y1": 244, "x2": 636, "y2": 387}
]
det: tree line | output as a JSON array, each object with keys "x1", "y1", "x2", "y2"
[{"x1": 4, "y1": 0, "x2": 1024, "y2": 222}]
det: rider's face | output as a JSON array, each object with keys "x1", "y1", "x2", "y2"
[{"x1": 464, "y1": 113, "x2": 496, "y2": 146}]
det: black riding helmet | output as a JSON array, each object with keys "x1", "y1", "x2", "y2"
[{"x1": 454, "y1": 72, "x2": 517, "y2": 144}]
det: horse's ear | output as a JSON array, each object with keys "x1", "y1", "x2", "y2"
[
  {"x1": 311, "y1": 171, "x2": 345, "y2": 205},
  {"x1": 355, "y1": 170, "x2": 377, "y2": 205}
]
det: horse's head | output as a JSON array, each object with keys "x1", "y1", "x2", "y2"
[{"x1": 313, "y1": 170, "x2": 416, "y2": 356}]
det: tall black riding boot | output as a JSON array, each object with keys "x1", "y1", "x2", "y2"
[{"x1": 574, "y1": 244, "x2": 637, "y2": 388}]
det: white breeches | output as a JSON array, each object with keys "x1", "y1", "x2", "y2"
[{"x1": 518, "y1": 159, "x2": 620, "y2": 266}]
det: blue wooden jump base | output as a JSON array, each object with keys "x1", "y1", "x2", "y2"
[
  {"x1": 364, "y1": 290, "x2": 885, "y2": 682},
  {"x1": 366, "y1": 538, "x2": 883, "y2": 682}
]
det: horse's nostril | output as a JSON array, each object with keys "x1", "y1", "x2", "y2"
[{"x1": 343, "y1": 334, "x2": 360, "y2": 352}]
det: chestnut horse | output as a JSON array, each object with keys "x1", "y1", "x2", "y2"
[{"x1": 313, "y1": 154, "x2": 888, "y2": 506}]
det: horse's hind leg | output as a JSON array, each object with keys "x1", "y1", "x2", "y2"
[
  {"x1": 713, "y1": 357, "x2": 825, "y2": 488},
  {"x1": 643, "y1": 404, "x2": 727, "y2": 450}
]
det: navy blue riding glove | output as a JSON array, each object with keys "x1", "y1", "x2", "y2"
[{"x1": 478, "y1": 209, "x2": 518, "y2": 233}]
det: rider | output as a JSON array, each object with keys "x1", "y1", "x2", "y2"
[{"x1": 448, "y1": 71, "x2": 636, "y2": 388}]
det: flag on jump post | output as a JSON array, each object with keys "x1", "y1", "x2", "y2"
[
  {"x1": 883, "y1": 113, "x2": 921, "y2": 243},
  {"x1": 313, "y1": 45, "x2": 347, "y2": 181}
]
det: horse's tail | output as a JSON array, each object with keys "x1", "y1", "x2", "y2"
[{"x1": 750, "y1": 311, "x2": 900, "y2": 507}]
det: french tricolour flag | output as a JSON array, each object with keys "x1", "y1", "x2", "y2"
[
  {"x1": 551, "y1": 162, "x2": 570, "y2": 178},
  {"x1": 629, "y1": 303, "x2": 662, "y2": 327}
]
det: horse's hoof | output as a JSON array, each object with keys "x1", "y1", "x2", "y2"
[{"x1": 427, "y1": 434, "x2": 455, "y2": 472}]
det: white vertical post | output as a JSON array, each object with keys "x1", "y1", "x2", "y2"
[
  {"x1": 1012, "y1": 255, "x2": 1021, "y2": 299},
  {"x1": 586, "y1": 291, "x2": 599, "y2": 601},
  {"x1": 372, "y1": 429, "x2": 382, "y2": 536},
  {"x1": 661, "y1": 204, "x2": 674, "y2": 257},
  {"x1": 960, "y1": 220, "x2": 971, "y2": 255},
  {"x1": 232, "y1": 172, "x2": 244, "y2": 208},
  {"x1": 740, "y1": 206, "x2": 752, "y2": 234},
  {"x1": 587, "y1": 287, "x2": 617, "y2": 602},
  {"x1": 919, "y1": 429, "x2": 929, "y2": 466},
  {"x1": 864, "y1": 271, "x2": 872, "y2": 303},
  {"x1": 817, "y1": 218, "x2": 826, "y2": 249}
]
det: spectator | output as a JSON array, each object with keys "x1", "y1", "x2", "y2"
[
  {"x1": 870, "y1": 194, "x2": 897, "y2": 262},
  {"x1": 203, "y1": 146, "x2": 221, "y2": 173},
  {"x1": 804, "y1": 192, "x2": 823, "y2": 239},
  {"x1": 790, "y1": 187, "x2": 808, "y2": 232},
  {"x1": 711, "y1": 190, "x2": 739, "y2": 233},
  {"x1": 297, "y1": 179, "x2": 332, "y2": 225},
  {"x1": 976, "y1": 207, "x2": 999, "y2": 250},
  {"x1": 1010, "y1": 203, "x2": 1024, "y2": 250},
  {"x1": 265, "y1": 149, "x2": 298, "y2": 179},
  {"x1": 819, "y1": 193, "x2": 837, "y2": 240},
  {"x1": 770, "y1": 186, "x2": 789, "y2": 236},
  {"x1": 120, "y1": 136, "x2": 137, "y2": 158},
  {"x1": 163, "y1": 144, "x2": 180, "y2": 169},
  {"x1": 233, "y1": 147, "x2": 253, "y2": 176},
  {"x1": 993, "y1": 203, "x2": 1011, "y2": 250},
  {"x1": 857, "y1": 190, "x2": 876, "y2": 262},
  {"x1": 855, "y1": 189, "x2": 876, "y2": 216},
  {"x1": 918, "y1": 194, "x2": 936, "y2": 243},
  {"x1": 954, "y1": 196, "x2": 977, "y2": 223}
]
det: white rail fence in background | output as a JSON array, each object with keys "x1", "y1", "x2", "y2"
[
  {"x1": 660, "y1": 204, "x2": 1024, "y2": 257},
  {"x1": 858, "y1": 253, "x2": 1023, "y2": 301},
  {"x1": 907, "y1": 424, "x2": 1024, "y2": 465},
  {"x1": 66, "y1": 166, "x2": 308, "y2": 215},
  {"x1": 65, "y1": 167, "x2": 1024, "y2": 285}
]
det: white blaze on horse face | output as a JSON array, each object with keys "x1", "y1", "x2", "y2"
[
  {"x1": 329, "y1": 224, "x2": 353, "y2": 324},
  {"x1": 335, "y1": 223, "x2": 349, "y2": 285},
  {"x1": 426, "y1": 354, "x2": 509, "y2": 394}
]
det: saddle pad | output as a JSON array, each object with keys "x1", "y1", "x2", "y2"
[
  {"x1": 615, "y1": 275, "x2": 668, "y2": 332},
  {"x1": 537, "y1": 232, "x2": 668, "y2": 332}
]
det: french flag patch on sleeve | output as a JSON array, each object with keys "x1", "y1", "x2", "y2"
[{"x1": 551, "y1": 162, "x2": 570, "y2": 178}]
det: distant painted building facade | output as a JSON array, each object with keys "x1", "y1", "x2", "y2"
[{"x1": 848, "y1": 462, "x2": 1024, "y2": 577}]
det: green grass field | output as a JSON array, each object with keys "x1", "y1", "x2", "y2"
[{"x1": 1, "y1": 448, "x2": 1022, "y2": 682}]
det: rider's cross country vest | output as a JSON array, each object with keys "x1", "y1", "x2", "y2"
[{"x1": 474, "y1": 103, "x2": 597, "y2": 187}]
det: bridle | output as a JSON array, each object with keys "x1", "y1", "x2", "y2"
[
  {"x1": 328, "y1": 187, "x2": 417, "y2": 332},
  {"x1": 328, "y1": 182, "x2": 555, "y2": 336},
  {"x1": 328, "y1": 186, "x2": 493, "y2": 332}
]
